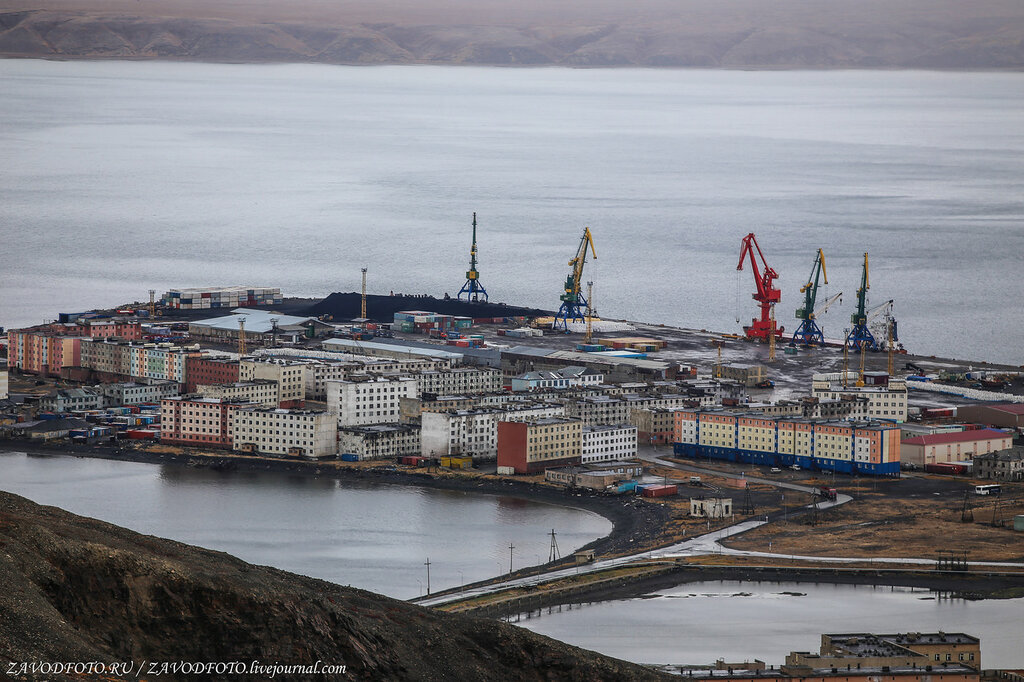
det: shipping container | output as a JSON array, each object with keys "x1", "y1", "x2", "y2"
[
  {"x1": 641, "y1": 484, "x2": 678, "y2": 498},
  {"x1": 924, "y1": 462, "x2": 968, "y2": 475},
  {"x1": 340, "y1": 453, "x2": 360, "y2": 462}
]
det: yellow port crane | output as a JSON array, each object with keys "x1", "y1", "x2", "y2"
[{"x1": 553, "y1": 227, "x2": 596, "y2": 332}]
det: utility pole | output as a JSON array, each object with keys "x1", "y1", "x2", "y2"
[
  {"x1": 548, "y1": 529, "x2": 560, "y2": 563},
  {"x1": 508, "y1": 542, "x2": 515, "y2": 574},
  {"x1": 424, "y1": 557, "x2": 431, "y2": 595}
]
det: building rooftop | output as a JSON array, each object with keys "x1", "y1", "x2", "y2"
[
  {"x1": 323, "y1": 338, "x2": 464, "y2": 361},
  {"x1": 583, "y1": 423, "x2": 637, "y2": 433},
  {"x1": 191, "y1": 309, "x2": 316, "y2": 334},
  {"x1": 902, "y1": 428, "x2": 1010, "y2": 446}
]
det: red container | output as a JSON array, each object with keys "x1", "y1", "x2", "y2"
[
  {"x1": 641, "y1": 484, "x2": 678, "y2": 498},
  {"x1": 924, "y1": 462, "x2": 967, "y2": 475}
]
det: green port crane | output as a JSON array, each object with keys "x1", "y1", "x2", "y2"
[
  {"x1": 847, "y1": 252, "x2": 876, "y2": 351},
  {"x1": 792, "y1": 249, "x2": 830, "y2": 346},
  {"x1": 553, "y1": 227, "x2": 596, "y2": 331}
]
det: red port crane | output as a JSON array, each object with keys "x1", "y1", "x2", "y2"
[{"x1": 736, "y1": 232, "x2": 783, "y2": 342}]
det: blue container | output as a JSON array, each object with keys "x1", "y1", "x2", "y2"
[{"x1": 340, "y1": 453, "x2": 360, "y2": 462}]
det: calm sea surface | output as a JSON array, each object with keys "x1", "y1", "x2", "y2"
[
  {"x1": 515, "y1": 581, "x2": 1024, "y2": 668},
  {"x1": 1, "y1": 61, "x2": 1022, "y2": 363},
  {"x1": 0, "y1": 450, "x2": 611, "y2": 600}
]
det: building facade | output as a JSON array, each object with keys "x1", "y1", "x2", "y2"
[
  {"x1": 421, "y1": 403, "x2": 565, "y2": 459},
  {"x1": 7, "y1": 329, "x2": 82, "y2": 376},
  {"x1": 327, "y1": 375, "x2": 419, "y2": 426},
  {"x1": 97, "y1": 381, "x2": 180, "y2": 406},
  {"x1": 160, "y1": 397, "x2": 258, "y2": 448},
  {"x1": 673, "y1": 409, "x2": 901, "y2": 476},
  {"x1": 900, "y1": 428, "x2": 1013, "y2": 467},
  {"x1": 231, "y1": 407, "x2": 337, "y2": 459},
  {"x1": 973, "y1": 446, "x2": 1024, "y2": 481},
  {"x1": 581, "y1": 424, "x2": 638, "y2": 463},
  {"x1": 185, "y1": 355, "x2": 240, "y2": 393},
  {"x1": 414, "y1": 367, "x2": 503, "y2": 396},
  {"x1": 338, "y1": 424, "x2": 422, "y2": 460},
  {"x1": 811, "y1": 374, "x2": 908, "y2": 422},
  {"x1": 195, "y1": 380, "x2": 279, "y2": 407},
  {"x1": 239, "y1": 358, "x2": 307, "y2": 406},
  {"x1": 497, "y1": 417, "x2": 583, "y2": 474},
  {"x1": 38, "y1": 388, "x2": 104, "y2": 412}
]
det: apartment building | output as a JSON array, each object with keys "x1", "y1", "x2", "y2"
[
  {"x1": 421, "y1": 403, "x2": 566, "y2": 459},
  {"x1": 413, "y1": 367, "x2": 502, "y2": 395},
  {"x1": 7, "y1": 328, "x2": 82, "y2": 376},
  {"x1": 239, "y1": 358, "x2": 307, "y2": 407},
  {"x1": 582, "y1": 424, "x2": 638, "y2": 463},
  {"x1": 631, "y1": 407, "x2": 683, "y2": 445},
  {"x1": 300, "y1": 357, "x2": 447, "y2": 400},
  {"x1": 901, "y1": 429, "x2": 1014, "y2": 467},
  {"x1": 196, "y1": 380, "x2": 279, "y2": 407},
  {"x1": 973, "y1": 446, "x2": 1024, "y2": 481},
  {"x1": 811, "y1": 373, "x2": 908, "y2": 422},
  {"x1": 327, "y1": 375, "x2": 419, "y2": 426},
  {"x1": 497, "y1": 417, "x2": 583, "y2": 474},
  {"x1": 97, "y1": 380, "x2": 180, "y2": 406},
  {"x1": 399, "y1": 391, "x2": 533, "y2": 423},
  {"x1": 338, "y1": 424, "x2": 422, "y2": 460},
  {"x1": 79, "y1": 339, "x2": 200, "y2": 385},
  {"x1": 231, "y1": 407, "x2": 337, "y2": 459},
  {"x1": 185, "y1": 355, "x2": 240, "y2": 392},
  {"x1": 160, "y1": 396, "x2": 259, "y2": 448},
  {"x1": 38, "y1": 388, "x2": 104, "y2": 412},
  {"x1": 564, "y1": 393, "x2": 693, "y2": 426},
  {"x1": 673, "y1": 409, "x2": 901, "y2": 476}
]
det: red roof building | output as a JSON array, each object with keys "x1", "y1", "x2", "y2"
[{"x1": 901, "y1": 428, "x2": 1013, "y2": 467}]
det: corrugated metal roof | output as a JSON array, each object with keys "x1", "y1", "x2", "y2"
[
  {"x1": 190, "y1": 309, "x2": 315, "y2": 333},
  {"x1": 902, "y1": 428, "x2": 1011, "y2": 446}
]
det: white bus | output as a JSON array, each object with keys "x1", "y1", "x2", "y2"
[{"x1": 974, "y1": 484, "x2": 1001, "y2": 496}]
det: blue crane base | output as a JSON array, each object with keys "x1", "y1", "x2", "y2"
[
  {"x1": 553, "y1": 300, "x2": 586, "y2": 332},
  {"x1": 791, "y1": 320, "x2": 825, "y2": 346},
  {"x1": 457, "y1": 280, "x2": 488, "y2": 303},
  {"x1": 847, "y1": 324, "x2": 877, "y2": 352}
]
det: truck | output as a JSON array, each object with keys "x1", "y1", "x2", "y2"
[{"x1": 818, "y1": 486, "x2": 838, "y2": 501}]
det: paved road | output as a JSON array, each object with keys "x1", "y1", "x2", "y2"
[{"x1": 413, "y1": 452, "x2": 1024, "y2": 608}]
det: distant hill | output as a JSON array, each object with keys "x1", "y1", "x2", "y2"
[
  {"x1": 2, "y1": 0, "x2": 1024, "y2": 68},
  {"x1": 0, "y1": 489, "x2": 667, "y2": 681}
]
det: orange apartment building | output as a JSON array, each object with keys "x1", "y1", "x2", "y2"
[{"x1": 160, "y1": 396, "x2": 258, "y2": 448}]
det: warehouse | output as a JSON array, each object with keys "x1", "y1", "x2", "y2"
[{"x1": 900, "y1": 428, "x2": 1013, "y2": 467}]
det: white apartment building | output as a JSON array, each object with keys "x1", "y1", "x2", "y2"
[
  {"x1": 239, "y1": 358, "x2": 307, "y2": 405},
  {"x1": 811, "y1": 374, "x2": 908, "y2": 422},
  {"x1": 195, "y1": 380, "x2": 279, "y2": 407},
  {"x1": 97, "y1": 380, "x2": 179, "y2": 407},
  {"x1": 582, "y1": 424, "x2": 638, "y2": 464},
  {"x1": 232, "y1": 407, "x2": 337, "y2": 459},
  {"x1": 338, "y1": 424, "x2": 422, "y2": 460},
  {"x1": 421, "y1": 403, "x2": 565, "y2": 459},
  {"x1": 564, "y1": 393, "x2": 693, "y2": 426},
  {"x1": 414, "y1": 368, "x2": 503, "y2": 396},
  {"x1": 298, "y1": 356, "x2": 448, "y2": 400},
  {"x1": 327, "y1": 375, "x2": 419, "y2": 426}
]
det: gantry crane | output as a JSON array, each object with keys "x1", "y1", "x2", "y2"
[
  {"x1": 791, "y1": 249, "x2": 835, "y2": 347},
  {"x1": 847, "y1": 253, "x2": 883, "y2": 352},
  {"x1": 553, "y1": 227, "x2": 596, "y2": 331},
  {"x1": 736, "y1": 232, "x2": 783, "y2": 342},
  {"x1": 457, "y1": 212, "x2": 488, "y2": 303}
]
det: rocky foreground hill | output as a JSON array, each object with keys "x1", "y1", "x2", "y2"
[
  {"x1": 0, "y1": 490, "x2": 666, "y2": 681},
  {"x1": 2, "y1": 0, "x2": 1024, "y2": 68}
]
